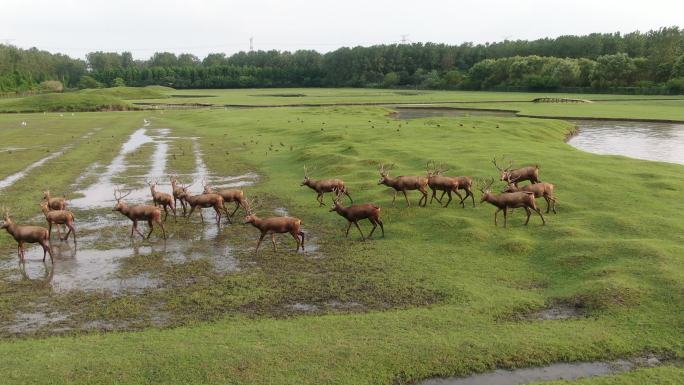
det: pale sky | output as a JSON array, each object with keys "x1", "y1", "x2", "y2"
[{"x1": 2, "y1": 0, "x2": 682, "y2": 60}]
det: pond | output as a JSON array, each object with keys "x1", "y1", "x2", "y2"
[{"x1": 567, "y1": 120, "x2": 684, "y2": 165}]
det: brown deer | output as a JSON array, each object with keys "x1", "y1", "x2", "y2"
[
  {"x1": 178, "y1": 188, "x2": 227, "y2": 225},
  {"x1": 300, "y1": 165, "x2": 352, "y2": 206},
  {"x1": 492, "y1": 157, "x2": 540, "y2": 187},
  {"x1": 170, "y1": 175, "x2": 188, "y2": 216},
  {"x1": 148, "y1": 179, "x2": 176, "y2": 221},
  {"x1": 39, "y1": 202, "x2": 76, "y2": 243},
  {"x1": 203, "y1": 181, "x2": 246, "y2": 218},
  {"x1": 42, "y1": 190, "x2": 67, "y2": 210},
  {"x1": 478, "y1": 178, "x2": 545, "y2": 227},
  {"x1": 1, "y1": 210, "x2": 52, "y2": 262},
  {"x1": 243, "y1": 199, "x2": 305, "y2": 255},
  {"x1": 426, "y1": 161, "x2": 467, "y2": 208},
  {"x1": 329, "y1": 189, "x2": 383, "y2": 240},
  {"x1": 113, "y1": 189, "x2": 166, "y2": 239},
  {"x1": 377, "y1": 163, "x2": 428, "y2": 207},
  {"x1": 503, "y1": 176, "x2": 557, "y2": 214}
]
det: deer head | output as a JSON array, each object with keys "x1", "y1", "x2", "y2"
[
  {"x1": 243, "y1": 197, "x2": 259, "y2": 224},
  {"x1": 1, "y1": 209, "x2": 11, "y2": 229},
  {"x1": 301, "y1": 165, "x2": 312, "y2": 186},
  {"x1": 329, "y1": 188, "x2": 345, "y2": 212},
  {"x1": 477, "y1": 178, "x2": 496, "y2": 203},
  {"x1": 42, "y1": 190, "x2": 51, "y2": 200},
  {"x1": 378, "y1": 163, "x2": 394, "y2": 184},
  {"x1": 492, "y1": 157, "x2": 514, "y2": 182},
  {"x1": 113, "y1": 189, "x2": 132, "y2": 212}
]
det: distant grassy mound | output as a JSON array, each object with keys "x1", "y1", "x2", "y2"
[
  {"x1": 0, "y1": 92, "x2": 135, "y2": 113},
  {"x1": 82, "y1": 86, "x2": 170, "y2": 100}
]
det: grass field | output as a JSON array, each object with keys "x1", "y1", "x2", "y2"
[{"x1": 0, "y1": 89, "x2": 682, "y2": 384}]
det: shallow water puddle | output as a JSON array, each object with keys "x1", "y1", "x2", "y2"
[
  {"x1": 0, "y1": 145, "x2": 72, "y2": 191},
  {"x1": 417, "y1": 357, "x2": 662, "y2": 385}
]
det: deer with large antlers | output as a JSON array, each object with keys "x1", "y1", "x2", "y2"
[
  {"x1": 503, "y1": 176, "x2": 557, "y2": 214},
  {"x1": 377, "y1": 163, "x2": 428, "y2": 207},
  {"x1": 478, "y1": 178, "x2": 545, "y2": 227},
  {"x1": 170, "y1": 175, "x2": 188, "y2": 216},
  {"x1": 1, "y1": 210, "x2": 52, "y2": 262},
  {"x1": 178, "y1": 186, "x2": 227, "y2": 225},
  {"x1": 300, "y1": 165, "x2": 352, "y2": 206},
  {"x1": 39, "y1": 202, "x2": 76, "y2": 243},
  {"x1": 492, "y1": 157, "x2": 540, "y2": 187},
  {"x1": 148, "y1": 179, "x2": 176, "y2": 221},
  {"x1": 113, "y1": 189, "x2": 166, "y2": 239},
  {"x1": 203, "y1": 181, "x2": 246, "y2": 219},
  {"x1": 42, "y1": 190, "x2": 67, "y2": 211},
  {"x1": 329, "y1": 189, "x2": 383, "y2": 240},
  {"x1": 426, "y1": 161, "x2": 469, "y2": 207},
  {"x1": 243, "y1": 198, "x2": 305, "y2": 255}
]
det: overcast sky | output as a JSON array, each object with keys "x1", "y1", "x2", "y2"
[{"x1": 2, "y1": 0, "x2": 682, "y2": 60}]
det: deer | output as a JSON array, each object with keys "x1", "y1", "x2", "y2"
[
  {"x1": 39, "y1": 202, "x2": 76, "y2": 244},
  {"x1": 329, "y1": 189, "x2": 383, "y2": 240},
  {"x1": 426, "y1": 161, "x2": 473, "y2": 208},
  {"x1": 243, "y1": 198, "x2": 305, "y2": 255},
  {"x1": 1, "y1": 210, "x2": 52, "y2": 262},
  {"x1": 203, "y1": 181, "x2": 247, "y2": 219},
  {"x1": 170, "y1": 175, "x2": 189, "y2": 216},
  {"x1": 492, "y1": 157, "x2": 540, "y2": 187},
  {"x1": 377, "y1": 163, "x2": 428, "y2": 207},
  {"x1": 42, "y1": 190, "x2": 67, "y2": 211},
  {"x1": 300, "y1": 165, "x2": 352, "y2": 206},
  {"x1": 148, "y1": 179, "x2": 176, "y2": 221},
  {"x1": 478, "y1": 178, "x2": 545, "y2": 227},
  {"x1": 113, "y1": 189, "x2": 166, "y2": 239},
  {"x1": 503, "y1": 176, "x2": 557, "y2": 214},
  {"x1": 178, "y1": 187, "x2": 227, "y2": 226}
]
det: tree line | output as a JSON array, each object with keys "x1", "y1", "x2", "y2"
[{"x1": 2, "y1": 26, "x2": 683, "y2": 94}]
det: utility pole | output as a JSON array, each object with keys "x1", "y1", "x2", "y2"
[
  {"x1": 249, "y1": 37, "x2": 254, "y2": 52},
  {"x1": 400, "y1": 34, "x2": 409, "y2": 44}
]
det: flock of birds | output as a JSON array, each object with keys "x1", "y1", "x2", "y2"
[{"x1": 1, "y1": 156, "x2": 557, "y2": 264}]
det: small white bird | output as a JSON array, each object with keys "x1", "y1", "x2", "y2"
[
  {"x1": 20, "y1": 121, "x2": 27, "y2": 127},
  {"x1": 143, "y1": 118, "x2": 151, "y2": 126}
]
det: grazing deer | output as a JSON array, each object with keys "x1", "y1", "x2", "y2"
[
  {"x1": 179, "y1": 188, "x2": 227, "y2": 225},
  {"x1": 148, "y1": 179, "x2": 176, "y2": 221},
  {"x1": 503, "y1": 177, "x2": 557, "y2": 214},
  {"x1": 492, "y1": 157, "x2": 540, "y2": 186},
  {"x1": 1, "y1": 210, "x2": 52, "y2": 262},
  {"x1": 300, "y1": 165, "x2": 352, "y2": 206},
  {"x1": 42, "y1": 190, "x2": 67, "y2": 211},
  {"x1": 170, "y1": 175, "x2": 188, "y2": 215},
  {"x1": 329, "y1": 189, "x2": 383, "y2": 240},
  {"x1": 203, "y1": 181, "x2": 246, "y2": 218},
  {"x1": 113, "y1": 189, "x2": 166, "y2": 239},
  {"x1": 39, "y1": 202, "x2": 76, "y2": 243},
  {"x1": 243, "y1": 199, "x2": 304, "y2": 255},
  {"x1": 478, "y1": 178, "x2": 545, "y2": 227},
  {"x1": 377, "y1": 163, "x2": 428, "y2": 207},
  {"x1": 426, "y1": 161, "x2": 467, "y2": 208}
]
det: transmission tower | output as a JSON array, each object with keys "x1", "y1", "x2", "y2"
[
  {"x1": 249, "y1": 37, "x2": 254, "y2": 51},
  {"x1": 400, "y1": 34, "x2": 409, "y2": 44}
]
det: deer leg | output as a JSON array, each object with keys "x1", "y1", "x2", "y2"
[
  {"x1": 198, "y1": 208, "x2": 205, "y2": 223},
  {"x1": 134, "y1": 220, "x2": 145, "y2": 239},
  {"x1": 157, "y1": 218, "x2": 166, "y2": 239},
  {"x1": 402, "y1": 190, "x2": 411, "y2": 207},
  {"x1": 17, "y1": 242, "x2": 23, "y2": 261},
  {"x1": 345, "y1": 221, "x2": 352, "y2": 237},
  {"x1": 214, "y1": 206, "x2": 222, "y2": 226},
  {"x1": 503, "y1": 207, "x2": 508, "y2": 228},
  {"x1": 524, "y1": 207, "x2": 532, "y2": 225},
  {"x1": 419, "y1": 187, "x2": 428, "y2": 207},
  {"x1": 469, "y1": 189, "x2": 476, "y2": 208},
  {"x1": 162, "y1": 205, "x2": 169, "y2": 221},
  {"x1": 67, "y1": 222, "x2": 77, "y2": 244},
  {"x1": 430, "y1": 188, "x2": 437, "y2": 204},
  {"x1": 367, "y1": 219, "x2": 377, "y2": 238},
  {"x1": 438, "y1": 190, "x2": 446, "y2": 203},
  {"x1": 230, "y1": 202, "x2": 241, "y2": 217},
  {"x1": 317, "y1": 193, "x2": 324, "y2": 207},
  {"x1": 534, "y1": 207, "x2": 546, "y2": 225},
  {"x1": 62, "y1": 223, "x2": 72, "y2": 241},
  {"x1": 451, "y1": 189, "x2": 464, "y2": 208},
  {"x1": 130, "y1": 220, "x2": 136, "y2": 238},
  {"x1": 271, "y1": 233, "x2": 277, "y2": 252},
  {"x1": 146, "y1": 219, "x2": 154, "y2": 239},
  {"x1": 391, "y1": 191, "x2": 397, "y2": 206},
  {"x1": 255, "y1": 233, "x2": 266, "y2": 255},
  {"x1": 345, "y1": 191, "x2": 353, "y2": 204},
  {"x1": 222, "y1": 205, "x2": 232, "y2": 224},
  {"x1": 494, "y1": 208, "x2": 500, "y2": 226},
  {"x1": 40, "y1": 239, "x2": 52, "y2": 263},
  {"x1": 299, "y1": 231, "x2": 305, "y2": 251},
  {"x1": 444, "y1": 190, "x2": 453, "y2": 208},
  {"x1": 48, "y1": 222, "x2": 53, "y2": 240},
  {"x1": 353, "y1": 221, "x2": 365, "y2": 241},
  {"x1": 376, "y1": 218, "x2": 385, "y2": 237}
]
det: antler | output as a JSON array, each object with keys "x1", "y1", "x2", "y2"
[
  {"x1": 438, "y1": 162, "x2": 449, "y2": 175},
  {"x1": 244, "y1": 197, "x2": 260, "y2": 215},
  {"x1": 477, "y1": 177, "x2": 495, "y2": 193},
  {"x1": 303, "y1": 164, "x2": 309, "y2": 178},
  {"x1": 114, "y1": 188, "x2": 132, "y2": 202}
]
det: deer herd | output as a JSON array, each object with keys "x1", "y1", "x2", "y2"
[{"x1": 1, "y1": 157, "x2": 557, "y2": 264}]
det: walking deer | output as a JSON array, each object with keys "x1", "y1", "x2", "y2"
[
  {"x1": 300, "y1": 165, "x2": 352, "y2": 206},
  {"x1": 203, "y1": 182, "x2": 246, "y2": 218},
  {"x1": 243, "y1": 199, "x2": 304, "y2": 255},
  {"x1": 148, "y1": 179, "x2": 176, "y2": 221},
  {"x1": 113, "y1": 189, "x2": 166, "y2": 239},
  {"x1": 503, "y1": 176, "x2": 557, "y2": 214},
  {"x1": 39, "y1": 202, "x2": 76, "y2": 243},
  {"x1": 178, "y1": 188, "x2": 227, "y2": 225},
  {"x1": 43, "y1": 190, "x2": 67, "y2": 210},
  {"x1": 425, "y1": 161, "x2": 476, "y2": 208},
  {"x1": 377, "y1": 163, "x2": 428, "y2": 207},
  {"x1": 329, "y1": 189, "x2": 383, "y2": 240},
  {"x1": 170, "y1": 175, "x2": 188, "y2": 215},
  {"x1": 478, "y1": 178, "x2": 545, "y2": 227},
  {"x1": 1, "y1": 210, "x2": 52, "y2": 262},
  {"x1": 492, "y1": 157, "x2": 540, "y2": 186}
]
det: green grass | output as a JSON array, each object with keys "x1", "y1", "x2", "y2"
[{"x1": 0, "y1": 95, "x2": 682, "y2": 384}]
